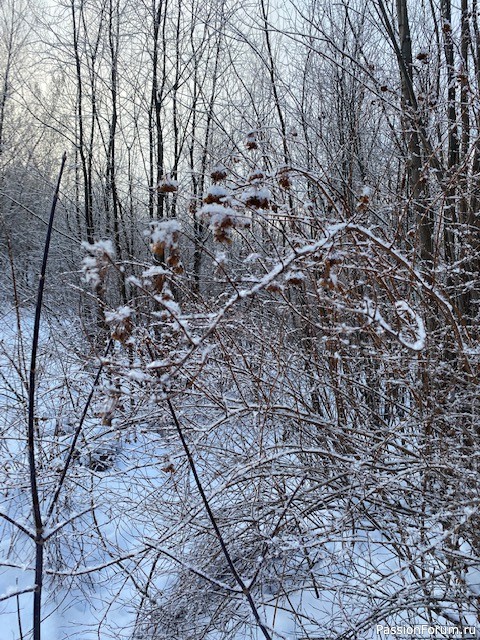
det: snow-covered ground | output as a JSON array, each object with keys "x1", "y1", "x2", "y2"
[
  {"x1": 0, "y1": 308, "x2": 171, "y2": 639},
  {"x1": 1, "y1": 306, "x2": 479, "y2": 639}
]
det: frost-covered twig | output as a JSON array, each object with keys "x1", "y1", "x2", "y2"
[
  {"x1": 171, "y1": 225, "x2": 345, "y2": 375},
  {"x1": 346, "y1": 224, "x2": 472, "y2": 371},
  {"x1": 143, "y1": 541, "x2": 242, "y2": 594},
  {"x1": 167, "y1": 398, "x2": 274, "y2": 640},
  {"x1": 0, "y1": 586, "x2": 36, "y2": 604},
  {"x1": 0, "y1": 510, "x2": 34, "y2": 539},
  {"x1": 43, "y1": 505, "x2": 99, "y2": 541},
  {"x1": 45, "y1": 338, "x2": 114, "y2": 522}
]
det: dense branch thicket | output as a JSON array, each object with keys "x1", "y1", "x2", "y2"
[{"x1": 0, "y1": 0, "x2": 479, "y2": 638}]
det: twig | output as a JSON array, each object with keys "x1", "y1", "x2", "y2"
[
  {"x1": 45, "y1": 338, "x2": 113, "y2": 522},
  {"x1": 167, "y1": 398, "x2": 274, "y2": 640}
]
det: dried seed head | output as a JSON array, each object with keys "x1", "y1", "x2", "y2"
[
  {"x1": 265, "y1": 281, "x2": 283, "y2": 293},
  {"x1": 204, "y1": 185, "x2": 229, "y2": 205},
  {"x1": 276, "y1": 167, "x2": 292, "y2": 190},
  {"x1": 284, "y1": 270, "x2": 305, "y2": 286},
  {"x1": 211, "y1": 164, "x2": 228, "y2": 182},
  {"x1": 248, "y1": 171, "x2": 265, "y2": 182},
  {"x1": 105, "y1": 306, "x2": 133, "y2": 343},
  {"x1": 81, "y1": 240, "x2": 115, "y2": 294},
  {"x1": 158, "y1": 174, "x2": 178, "y2": 193},
  {"x1": 245, "y1": 131, "x2": 259, "y2": 150},
  {"x1": 243, "y1": 186, "x2": 270, "y2": 210}
]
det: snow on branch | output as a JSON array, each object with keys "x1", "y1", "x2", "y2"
[
  {"x1": 81, "y1": 240, "x2": 115, "y2": 289},
  {"x1": 359, "y1": 297, "x2": 426, "y2": 352},
  {"x1": 0, "y1": 585, "x2": 36, "y2": 603}
]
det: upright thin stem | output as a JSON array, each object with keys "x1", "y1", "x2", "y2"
[
  {"x1": 27, "y1": 152, "x2": 67, "y2": 640},
  {"x1": 167, "y1": 398, "x2": 273, "y2": 640}
]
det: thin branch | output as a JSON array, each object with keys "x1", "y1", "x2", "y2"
[
  {"x1": 45, "y1": 338, "x2": 114, "y2": 523},
  {"x1": 167, "y1": 398, "x2": 274, "y2": 640},
  {"x1": 0, "y1": 586, "x2": 36, "y2": 604},
  {"x1": 0, "y1": 511, "x2": 35, "y2": 540}
]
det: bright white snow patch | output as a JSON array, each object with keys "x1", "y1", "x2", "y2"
[{"x1": 105, "y1": 306, "x2": 132, "y2": 324}]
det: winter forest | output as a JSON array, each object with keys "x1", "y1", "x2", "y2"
[{"x1": 1, "y1": 0, "x2": 480, "y2": 637}]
